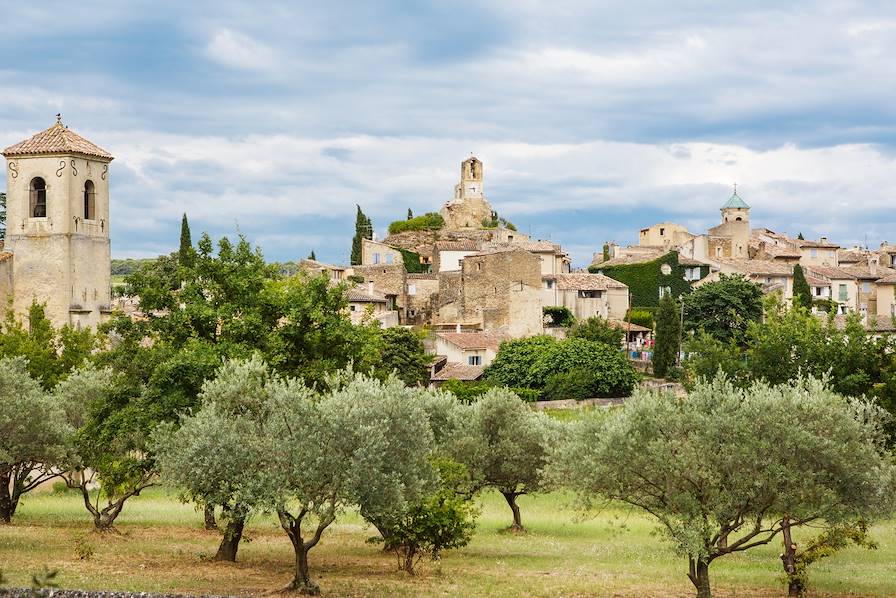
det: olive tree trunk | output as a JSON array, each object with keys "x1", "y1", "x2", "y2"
[
  {"x1": 688, "y1": 557, "x2": 712, "y2": 598},
  {"x1": 278, "y1": 507, "x2": 335, "y2": 595},
  {"x1": 0, "y1": 471, "x2": 16, "y2": 523},
  {"x1": 203, "y1": 503, "x2": 218, "y2": 530},
  {"x1": 213, "y1": 513, "x2": 245, "y2": 562},
  {"x1": 780, "y1": 517, "x2": 802, "y2": 597},
  {"x1": 501, "y1": 491, "x2": 524, "y2": 532}
]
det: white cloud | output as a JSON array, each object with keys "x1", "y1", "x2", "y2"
[{"x1": 204, "y1": 28, "x2": 279, "y2": 72}]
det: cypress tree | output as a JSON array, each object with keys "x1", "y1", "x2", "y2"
[
  {"x1": 653, "y1": 292, "x2": 681, "y2": 379},
  {"x1": 792, "y1": 264, "x2": 813, "y2": 310},
  {"x1": 179, "y1": 213, "x2": 194, "y2": 268},
  {"x1": 407, "y1": 208, "x2": 413, "y2": 220},
  {"x1": 308, "y1": 250, "x2": 317, "y2": 261},
  {"x1": 351, "y1": 205, "x2": 373, "y2": 265},
  {"x1": 797, "y1": 232, "x2": 805, "y2": 240}
]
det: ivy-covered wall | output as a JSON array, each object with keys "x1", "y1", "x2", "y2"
[
  {"x1": 396, "y1": 247, "x2": 430, "y2": 274},
  {"x1": 588, "y1": 251, "x2": 709, "y2": 308}
]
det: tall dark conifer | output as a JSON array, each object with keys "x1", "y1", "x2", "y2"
[
  {"x1": 792, "y1": 264, "x2": 813, "y2": 310},
  {"x1": 351, "y1": 205, "x2": 372, "y2": 265},
  {"x1": 653, "y1": 292, "x2": 681, "y2": 379},
  {"x1": 179, "y1": 213, "x2": 194, "y2": 268}
]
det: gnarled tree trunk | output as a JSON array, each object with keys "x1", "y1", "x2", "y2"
[
  {"x1": 0, "y1": 471, "x2": 16, "y2": 523},
  {"x1": 214, "y1": 506, "x2": 245, "y2": 562},
  {"x1": 278, "y1": 507, "x2": 334, "y2": 595},
  {"x1": 781, "y1": 516, "x2": 802, "y2": 597},
  {"x1": 688, "y1": 557, "x2": 712, "y2": 598},
  {"x1": 501, "y1": 490, "x2": 524, "y2": 532}
]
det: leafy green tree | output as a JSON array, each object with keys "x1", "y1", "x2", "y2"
[
  {"x1": 567, "y1": 315, "x2": 624, "y2": 347},
  {"x1": 534, "y1": 338, "x2": 638, "y2": 399},
  {"x1": 782, "y1": 520, "x2": 877, "y2": 597},
  {"x1": 57, "y1": 366, "x2": 155, "y2": 531},
  {"x1": 653, "y1": 292, "x2": 681, "y2": 378},
  {"x1": 376, "y1": 326, "x2": 430, "y2": 386},
  {"x1": 484, "y1": 336, "x2": 557, "y2": 389},
  {"x1": 378, "y1": 457, "x2": 478, "y2": 574},
  {"x1": 178, "y1": 213, "x2": 194, "y2": 268},
  {"x1": 0, "y1": 357, "x2": 72, "y2": 523},
  {"x1": 351, "y1": 205, "x2": 372, "y2": 265},
  {"x1": 792, "y1": 265, "x2": 812, "y2": 310},
  {"x1": 454, "y1": 389, "x2": 557, "y2": 531},
  {"x1": 0, "y1": 302, "x2": 96, "y2": 389},
  {"x1": 553, "y1": 375, "x2": 896, "y2": 598},
  {"x1": 154, "y1": 356, "x2": 290, "y2": 561},
  {"x1": 682, "y1": 274, "x2": 763, "y2": 343},
  {"x1": 542, "y1": 306, "x2": 575, "y2": 327}
]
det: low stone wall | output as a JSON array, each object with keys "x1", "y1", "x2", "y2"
[{"x1": 532, "y1": 398, "x2": 624, "y2": 410}]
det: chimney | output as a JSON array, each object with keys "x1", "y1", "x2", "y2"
[
  {"x1": 456, "y1": 323, "x2": 462, "y2": 333},
  {"x1": 367, "y1": 282, "x2": 374, "y2": 294},
  {"x1": 870, "y1": 256, "x2": 879, "y2": 276},
  {"x1": 820, "y1": 236, "x2": 828, "y2": 244}
]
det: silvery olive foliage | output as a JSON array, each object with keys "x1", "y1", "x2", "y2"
[
  {"x1": 452, "y1": 388, "x2": 559, "y2": 531},
  {"x1": 0, "y1": 357, "x2": 72, "y2": 523},
  {"x1": 552, "y1": 374, "x2": 896, "y2": 598}
]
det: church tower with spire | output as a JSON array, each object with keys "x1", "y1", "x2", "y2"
[
  {"x1": 440, "y1": 156, "x2": 495, "y2": 229},
  {"x1": 1, "y1": 116, "x2": 113, "y2": 328}
]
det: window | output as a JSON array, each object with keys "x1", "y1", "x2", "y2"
[
  {"x1": 810, "y1": 248, "x2": 818, "y2": 258},
  {"x1": 386, "y1": 254, "x2": 393, "y2": 265},
  {"x1": 83, "y1": 180, "x2": 96, "y2": 220},
  {"x1": 29, "y1": 177, "x2": 47, "y2": 217},
  {"x1": 545, "y1": 280, "x2": 554, "y2": 289},
  {"x1": 468, "y1": 355, "x2": 482, "y2": 366},
  {"x1": 373, "y1": 253, "x2": 380, "y2": 264},
  {"x1": 659, "y1": 227, "x2": 665, "y2": 236},
  {"x1": 838, "y1": 284, "x2": 848, "y2": 301},
  {"x1": 862, "y1": 282, "x2": 871, "y2": 293},
  {"x1": 408, "y1": 284, "x2": 417, "y2": 296},
  {"x1": 659, "y1": 286, "x2": 672, "y2": 299},
  {"x1": 507, "y1": 235, "x2": 514, "y2": 241},
  {"x1": 350, "y1": 305, "x2": 357, "y2": 312}
]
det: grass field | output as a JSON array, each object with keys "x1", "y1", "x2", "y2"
[{"x1": 1, "y1": 488, "x2": 893, "y2": 597}]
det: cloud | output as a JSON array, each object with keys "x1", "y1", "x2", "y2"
[{"x1": 204, "y1": 28, "x2": 280, "y2": 72}]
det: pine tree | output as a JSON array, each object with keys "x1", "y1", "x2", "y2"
[
  {"x1": 797, "y1": 232, "x2": 805, "y2": 240},
  {"x1": 407, "y1": 208, "x2": 413, "y2": 220},
  {"x1": 178, "y1": 213, "x2": 194, "y2": 268},
  {"x1": 792, "y1": 264, "x2": 813, "y2": 310},
  {"x1": 308, "y1": 250, "x2": 316, "y2": 261},
  {"x1": 653, "y1": 292, "x2": 681, "y2": 379},
  {"x1": 351, "y1": 205, "x2": 372, "y2": 265}
]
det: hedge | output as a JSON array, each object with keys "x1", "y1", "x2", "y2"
[{"x1": 388, "y1": 212, "x2": 445, "y2": 235}]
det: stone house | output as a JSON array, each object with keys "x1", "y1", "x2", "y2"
[
  {"x1": 876, "y1": 273, "x2": 896, "y2": 317},
  {"x1": 352, "y1": 263, "x2": 407, "y2": 317},
  {"x1": 405, "y1": 273, "x2": 440, "y2": 324},
  {"x1": 346, "y1": 285, "x2": 399, "y2": 327},
  {"x1": 805, "y1": 266, "x2": 859, "y2": 314},
  {"x1": 591, "y1": 250, "x2": 711, "y2": 307},
  {"x1": 1, "y1": 118, "x2": 113, "y2": 329},
  {"x1": 639, "y1": 222, "x2": 694, "y2": 249},
  {"x1": 434, "y1": 247, "x2": 543, "y2": 337},
  {"x1": 298, "y1": 258, "x2": 348, "y2": 282},
  {"x1": 360, "y1": 237, "x2": 405, "y2": 267},
  {"x1": 432, "y1": 239, "x2": 480, "y2": 272},
  {"x1": 541, "y1": 273, "x2": 629, "y2": 321},
  {"x1": 435, "y1": 331, "x2": 504, "y2": 368},
  {"x1": 798, "y1": 238, "x2": 840, "y2": 267}
]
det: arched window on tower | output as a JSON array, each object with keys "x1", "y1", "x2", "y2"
[
  {"x1": 29, "y1": 177, "x2": 47, "y2": 217},
  {"x1": 84, "y1": 180, "x2": 96, "y2": 220}
]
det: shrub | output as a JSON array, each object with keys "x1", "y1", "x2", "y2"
[
  {"x1": 568, "y1": 316, "x2": 624, "y2": 347},
  {"x1": 543, "y1": 306, "x2": 575, "y2": 328},
  {"x1": 484, "y1": 336, "x2": 557, "y2": 389},
  {"x1": 388, "y1": 213, "x2": 445, "y2": 235},
  {"x1": 626, "y1": 308, "x2": 655, "y2": 329},
  {"x1": 531, "y1": 339, "x2": 638, "y2": 399},
  {"x1": 440, "y1": 379, "x2": 538, "y2": 403}
]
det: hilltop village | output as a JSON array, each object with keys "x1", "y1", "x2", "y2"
[{"x1": 1, "y1": 121, "x2": 895, "y2": 384}]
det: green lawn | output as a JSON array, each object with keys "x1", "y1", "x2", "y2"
[{"x1": 1, "y1": 488, "x2": 893, "y2": 597}]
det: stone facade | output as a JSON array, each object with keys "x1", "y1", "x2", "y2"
[
  {"x1": 360, "y1": 238, "x2": 405, "y2": 266},
  {"x1": 435, "y1": 248, "x2": 543, "y2": 337},
  {"x1": 2, "y1": 120, "x2": 113, "y2": 329},
  {"x1": 405, "y1": 273, "x2": 439, "y2": 325},
  {"x1": 352, "y1": 263, "x2": 407, "y2": 315}
]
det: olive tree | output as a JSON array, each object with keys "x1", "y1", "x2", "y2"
[
  {"x1": 264, "y1": 373, "x2": 438, "y2": 594},
  {"x1": 0, "y1": 357, "x2": 71, "y2": 523},
  {"x1": 454, "y1": 388, "x2": 557, "y2": 531},
  {"x1": 153, "y1": 356, "x2": 292, "y2": 561},
  {"x1": 553, "y1": 375, "x2": 896, "y2": 598}
]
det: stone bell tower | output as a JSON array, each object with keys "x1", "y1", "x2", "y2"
[
  {"x1": 2, "y1": 116, "x2": 113, "y2": 328},
  {"x1": 440, "y1": 156, "x2": 495, "y2": 229}
]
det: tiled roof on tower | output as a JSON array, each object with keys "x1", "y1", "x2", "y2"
[
  {"x1": 722, "y1": 186, "x2": 749, "y2": 209},
  {"x1": 2, "y1": 116, "x2": 114, "y2": 161}
]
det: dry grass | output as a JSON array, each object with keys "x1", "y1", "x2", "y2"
[{"x1": 1, "y1": 488, "x2": 893, "y2": 597}]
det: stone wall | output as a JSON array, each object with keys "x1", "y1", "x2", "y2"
[
  {"x1": 406, "y1": 274, "x2": 439, "y2": 325},
  {"x1": 352, "y1": 264, "x2": 407, "y2": 317}
]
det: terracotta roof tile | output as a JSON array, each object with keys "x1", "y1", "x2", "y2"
[
  {"x1": 436, "y1": 331, "x2": 505, "y2": 351},
  {"x1": 3, "y1": 121, "x2": 113, "y2": 160},
  {"x1": 431, "y1": 363, "x2": 485, "y2": 381},
  {"x1": 545, "y1": 273, "x2": 628, "y2": 291},
  {"x1": 346, "y1": 287, "x2": 387, "y2": 303},
  {"x1": 434, "y1": 240, "x2": 480, "y2": 251}
]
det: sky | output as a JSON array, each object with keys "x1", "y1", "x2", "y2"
[{"x1": 2, "y1": 1, "x2": 896, "y2": 267}]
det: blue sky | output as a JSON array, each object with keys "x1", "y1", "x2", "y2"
[{"x1": 3, "y1": 1, "x2": 896, "y2": 266}]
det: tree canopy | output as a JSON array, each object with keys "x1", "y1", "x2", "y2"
[
  {"x1": 553, "y1": 374, "x2": 896, "y2": 598},
  {"x1": 682, "y1": 274, "x2": 763, "y2": 343}
]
